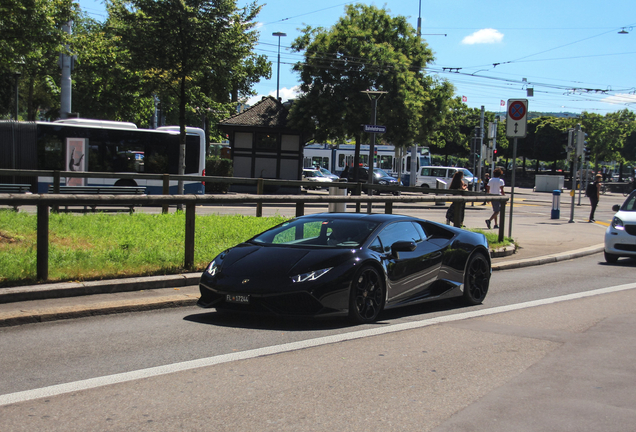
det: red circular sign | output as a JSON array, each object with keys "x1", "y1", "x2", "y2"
[{"x1": 508, "y1": 101, "x2": 526, "y2": 121}]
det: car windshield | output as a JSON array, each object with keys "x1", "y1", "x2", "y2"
[
  {"x1": 373, "y1": 168, "x2": 390, "y2": 178},
  {"x1": 304, "y1": 170, "x2": 323, "y2": 177},
  {"x1": 320, "y1": 168, "x2": 333, "y2": 176},
  {"x1": 250, "y1": 217, "x2": 380, "y2": 248},
  {"x1": 621, "y1": 192, "x2": 636, "y2": 211},
  {"x1": 460, "y1": 169, "x2": 474, "y2": 178}
]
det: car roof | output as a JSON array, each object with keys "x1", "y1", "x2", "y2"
[{"x1": 296, "y1": 212, "x2": 413, "y2": 223}]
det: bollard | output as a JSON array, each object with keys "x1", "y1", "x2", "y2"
[
  {"x1": 328, "y1": 179, "x2": 347, "y2": 212},
  {"x1": 435, "y1": 179, "x2": 447, "y2": 206},
  {"x1": 551, "y1": 189, "x2": 561, "y2": 219}
]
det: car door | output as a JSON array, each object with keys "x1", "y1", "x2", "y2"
[{"x1": 373, "y1": 221, "x2": 443, "y2": 305}]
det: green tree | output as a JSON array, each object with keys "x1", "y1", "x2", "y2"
[
  {"x1": 0, "y1": 0, "x2": 76, "y2": 120},
  {"x1": 71, "y1": 11, "x2": 155, "y2": 124},
  {"x1": 288, "y1": 3, "x2": 449, "y2": 177},
  {"x1": 108, "y1": 0, "x2": 269, "y2": 188}
]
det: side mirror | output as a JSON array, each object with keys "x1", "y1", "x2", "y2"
[
  {"x1": 391, "y1": 241, "x2": 416, "y2": 259},
  {"x1": 613, "y1": 205, "x2": 620, "y2": 212}
]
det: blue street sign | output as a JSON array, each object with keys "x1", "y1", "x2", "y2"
[{"x1": 364, "y1": 124, "x2": 386, "y2": 133}]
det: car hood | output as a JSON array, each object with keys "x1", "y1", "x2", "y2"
[
  {"x1": 219, "y1": 243, "x2": 353, "y2": 278},
  {"x1": 615, "y1": 210, "x2": 636, "y2": 223}
]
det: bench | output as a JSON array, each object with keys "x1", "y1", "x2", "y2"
[
  {"x1": 0, "y1": 183, "x2": 32, "y2": 211},
  {"x1": 48, "y1": 185, "x2": 147, "y2": 213}
]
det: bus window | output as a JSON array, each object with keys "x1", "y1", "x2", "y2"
[{"x1": 380, "y1": 155, "x2": 392, "y2": 170}]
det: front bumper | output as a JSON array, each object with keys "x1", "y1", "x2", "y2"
[{"x1": 605, "y1": 224, "x2": 636, "y2": 256}]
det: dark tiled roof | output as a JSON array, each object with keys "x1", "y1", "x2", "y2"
[{"x1": 219, "y1": 96, "x2": 289, "y2": 128}]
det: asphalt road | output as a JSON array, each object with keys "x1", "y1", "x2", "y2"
[{"x1": 2, "y1": 253, "x2": 636, "y2": 431}]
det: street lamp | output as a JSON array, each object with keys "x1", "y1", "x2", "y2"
[
  {"x1": 272, "y1": 32, "x2": 287, "y2": 100},
  {"x1": 361, "y1": 90, "x2": 387, "y2": 210}
]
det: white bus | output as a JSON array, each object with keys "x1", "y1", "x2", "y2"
[
  {"x1": 303, "y1": 143, "x2": 431, "y2": 181},
  {"x1": 0, "y1": 119, "x2": 207, "y2": 194}
]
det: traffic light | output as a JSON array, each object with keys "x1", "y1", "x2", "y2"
[{"x1": 583, "y1": 147, "x2": 591, "y2": 163}]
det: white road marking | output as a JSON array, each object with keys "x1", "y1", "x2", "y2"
[{"x1": 2, "y1": 282, "x2": 636, "y2": 407}]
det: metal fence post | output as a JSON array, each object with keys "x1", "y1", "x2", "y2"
[
  {"x1": 498, "y1": 201, "x2": 507, "y2": 242},
  {"x1": 184, "y1": 203, "x2": 196, "y2": 270},
  {"x1": 52, "y1": 170, "x2": 60, "y2": 213},
  {"x1": 37, "y1": 203, "x2": 49, "y2": 281},
  {"x1": 162, "y1": 174, "x2": 170, "y2": 214},
  {"x1": 256, "y1": 178, "x2": 264, "y2": 217}
]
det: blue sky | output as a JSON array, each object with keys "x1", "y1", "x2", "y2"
[{"x1": 79, "y1": 0, "x2": 636, "y2": 115}]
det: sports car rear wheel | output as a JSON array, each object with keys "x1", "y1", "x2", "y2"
[
  {"x1": 349, "y1": 266, "x2": 385, "y2": 324},
  {"x1": 463, "y1": 253, "x2": 490, "y2": 305}
]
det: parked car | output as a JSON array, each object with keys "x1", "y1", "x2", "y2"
[
  {"x1": 345, "y1": 167, "x2": 402, "y2": 195},
  {"x1": 346, "y1": 167, "x2": 402, "y2": 185},
  {"x1": 302, "y1": 168, "x2": 333, "y2": 189},
  {"x1": 198, "y1": 213, "x2": 491, "y2": 323},
  {"x1": 604, "y1": 190, "x2": 636, "y2": 263},
  {"x1": 318, "y1": 167, "x2": 340, "y2": 181},
  {"x1": 416, "y1": 166, "x2": 476, "y2": 189}
]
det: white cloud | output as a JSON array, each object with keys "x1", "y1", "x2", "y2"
[
  {"x1": 246, "y1": 86, "x2": 302, "y2": 106},
  {"x1": 601, "y1": 93, "x2": 636, "y2": 105},
  {"x1": 462, "y1": 28, "x2": 504, "y2": 45}
]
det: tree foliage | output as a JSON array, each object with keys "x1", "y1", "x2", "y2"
[
  {"x1": 108, "y1": 0, "x2": 269, "y2": 138},
  {"x1": 288, "y1": 3, "x2": 450, "y2": 148},
  {"x1": 0, "y1": 0, "x2": 76, "y2": 119}
]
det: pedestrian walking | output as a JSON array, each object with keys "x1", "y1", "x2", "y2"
[
  {"x1": 587, "y1": 173, "x2": 602, "y2": 222},
  {"x1": 485, "y1": 168, "x2": 505, "y2": 229}
]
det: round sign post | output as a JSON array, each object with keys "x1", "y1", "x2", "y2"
[{"x1": 505, "y1": 98, "x2": 529, "y2": 240}]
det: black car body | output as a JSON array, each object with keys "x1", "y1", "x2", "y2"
[
  {"x1": 347, "y1": 167, "x2": 401, "y2": 186},
  {"x1": 198, "y1": 213, "x2": 491, "y2": 323}
]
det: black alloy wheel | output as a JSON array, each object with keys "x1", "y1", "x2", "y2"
[
  {"x1": 463, "y1": 253, "x2": 490, "y2": 305},
  {"x1": 349, "y1": 266, "x2": 385, "y2": 324}
]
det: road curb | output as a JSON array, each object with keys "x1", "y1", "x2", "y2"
[
  {"x1": 0, "y1": 272, "x2": 202, "y2": 304},
  {"x1": 0, "y1": 295, "x2": 199, "y2": 327},
  {"x1": 492, "y1": 244, "x2": 604, "y2": 271}
]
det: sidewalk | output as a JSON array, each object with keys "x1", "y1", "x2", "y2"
[{"x1": 0, "y1": 187, "x2": 610, "y2": 327}]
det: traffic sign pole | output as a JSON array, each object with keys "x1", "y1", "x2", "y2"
[{"x1": 505, "y1": 99, "x2": 528, "y2": 239}]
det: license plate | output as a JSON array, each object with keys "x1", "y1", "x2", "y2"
[{"x1": 225, "y1": 294, "x2": 250, "y2": 304}]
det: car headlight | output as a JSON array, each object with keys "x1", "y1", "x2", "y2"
[
  {"x1": 612, "y1": 216, "x2": 625, "y2": 230},
  {"x1": 291, "y1": 267, "x2": 332, "y2": 283},
  {"x1": 205, "y1": 260, "x2": 219, "y2": 276}
]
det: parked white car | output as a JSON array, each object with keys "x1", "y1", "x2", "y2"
[
  {"x1": 416, "y1": 166, "x2": 476, "y2": 189},
  {"x1": 302, "y1": 168, "x2": 333, "y2": 189},
  {"x1": 318, "y1": 167, "x2": 340, "y2": 181},
  {"x1": 604, "y1": 190, "x2": 636, "y2": 263}
]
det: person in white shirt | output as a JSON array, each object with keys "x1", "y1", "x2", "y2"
[{"x1": 485, "y1": 168, "x2": 505, "y2": 229}]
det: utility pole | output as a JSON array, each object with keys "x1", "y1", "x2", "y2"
[{"x1": 60, "y1": 20, "x2": 73, "y2": 119}]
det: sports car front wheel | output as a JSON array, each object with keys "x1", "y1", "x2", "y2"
[
  {"x1": 463, "y1": 253, "x2": 490, "y2": 305},
  {"x1": 349, "y1": 266, "x2": 385, "y2": 324}
]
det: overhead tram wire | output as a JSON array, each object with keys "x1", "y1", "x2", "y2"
[
  {"x1": 255, "y1": 36, "x2": 634, "y2": 111},
  {"x1": 263, "y1": 2, "x2": 356, "y2": 25}
]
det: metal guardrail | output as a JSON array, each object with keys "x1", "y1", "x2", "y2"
[
  {"x1": 0, "y1": 168, "x2": 489, "y2": 196},
  {"x1": 0, "y1": 193, "x2": 508, "y2": 282}
]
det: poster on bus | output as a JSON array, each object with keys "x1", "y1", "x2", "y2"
[{"x1": 66, "y1": 138, "x2": 87, "y2": 186}]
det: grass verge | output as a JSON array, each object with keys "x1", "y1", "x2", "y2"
[{"x1": 0, "y1": 210, "x2": 288, "y2": 287}]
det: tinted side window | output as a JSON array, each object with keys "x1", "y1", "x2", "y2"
[
  {"x1": 377, "y1": 222, "x2": 422, "y2": 253},
  {"x1": 432, "y1": 168, "x2": 447, "y2": 177},
  {"x1": 421, "y1": 168, "x2": 431, "y2": 176}
]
